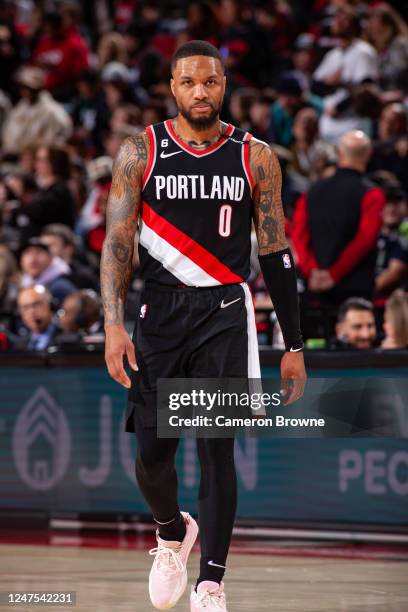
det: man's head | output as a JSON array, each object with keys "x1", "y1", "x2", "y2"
[
  {"x1": 337, "y1": 130, "x2": 372, "y2": 172},
  {"x1": 40, "y1": 224, "x2": 75, "y2": 263},
  {"x1": 382, "y1": 182, "x2": 407, "y2": 230},
  {"x1": 20, "y1": 239, "x2": 52, "y2": 279},
  {"x1": 336, "y1": 297, "x2": 377, "y2": 349},
  {"x1": 16, "y1": 66, "x2": 45, "y2": 103},
  {"x1": 293, "y1": 33, "x2": 315, "y2": 73},
  {"x1": 384, "y1": 289, "x2": 408, "y2": 349},
  {"x1": 331, "y1": 5, "x2": 360, "y2": 41},
  {"x1": 17, "y1": 285, "x2": 53, "y2": 334},
  {"x1": 276, "y1": 75, "x2": 303, "y2": 115},
  {"x1": 58, "y1": 290, "x2": 101, "y2": 333},
  {"x1": 378, "y1": 103, "x2": 407, "y2": 140},
  {"x1": 170, "y1": 40, "x2": 226, "y2": 131},
  {"x1": 292, "y1": 107, "x2": 319, "y2": 144},
  {"x1": 249, "y1": 97, "x2": 272, "y2": 131}
]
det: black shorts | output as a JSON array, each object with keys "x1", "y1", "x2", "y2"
[{"x1": 126, "y1": 282, "x2": 260, "y2": 431}]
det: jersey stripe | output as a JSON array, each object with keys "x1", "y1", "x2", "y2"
[
  {"x1": 242, "y1": 132, "x2": 254, "y2": 193},
  {"x1": 241, "y1": 282, "x2": 261, "y2": 378},
  {"x1": 139, "y1": 221, "x2": 217, "y2": 286},
  {"x1": 164, "y1": 119, "x2": 235, "y2": 157},
  {"x1": 241, "y1": 281, "x2": 265, "y2": 416},
  {"x1": 141, "y1": 201, "x2": 243, "y2": 285},
  {"x1": 142, "y1": 125, "x2": 156, "y2": 188}
]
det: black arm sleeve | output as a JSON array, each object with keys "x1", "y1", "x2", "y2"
[{"x1": 258, "y1": 248, "x2": 303, "y2": 351}]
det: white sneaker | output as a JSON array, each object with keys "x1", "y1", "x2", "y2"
[
  {"x1": 148, "y1": 511, "x2": 199, "y2": 610},
  {"x1": 190, "y1": 581, "x2": 228, "y2": 611}
]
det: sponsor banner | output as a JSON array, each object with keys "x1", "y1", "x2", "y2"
[{"x1": 0, "y1": 368, "x2": 407, "y2": 523}]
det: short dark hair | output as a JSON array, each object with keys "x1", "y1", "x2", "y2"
[
  {"x1": 41, "y1": 224, "x2": 75, "y2": 248},
  {"x1": 72, "y1": 289, "x2": 101, "y2": 329},
  {"x1": 21, "y1": 237, "x2": 51, "y2": 257},
  {"x1": 171, "y1": 40, "x2": 223, "y2": 74},
  {"x1": 38, "y1": 145, "x2": 71, "y2": 181},
  {"x1": 337, "y1": 297, "x2": 374, "y2": 323}
]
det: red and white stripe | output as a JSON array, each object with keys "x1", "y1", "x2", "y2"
[{"x1": 139, "y1": 202, "x2": 243, "y2": 287}]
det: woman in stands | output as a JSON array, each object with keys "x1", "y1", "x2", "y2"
[{"x1": 382, "y1": 289, "x2": 408, "y2": 348}]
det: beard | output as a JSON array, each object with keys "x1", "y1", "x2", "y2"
[{"x1": 178, "y1": 101, "x2": 221, "y2": 131}]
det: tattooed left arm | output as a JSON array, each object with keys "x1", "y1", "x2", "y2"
[{"x1": 250, "y1": 140, "x2": 288, "y2": 255}]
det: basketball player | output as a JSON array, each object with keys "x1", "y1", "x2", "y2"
[{"x1": 101, "y1": 41, "x2": 306, "y2": 612}]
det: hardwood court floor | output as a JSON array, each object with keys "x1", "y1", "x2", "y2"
[{"x1": 1, "y1": 542, "x2": 408, "y2": 612}]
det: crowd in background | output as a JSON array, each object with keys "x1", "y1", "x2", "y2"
[{"x1": 0, "y1": 0, "x2": 408, "y2": 352}]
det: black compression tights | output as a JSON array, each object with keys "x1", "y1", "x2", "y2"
[{"x1": 134, "y1": 423, "x2": 237, "y2": 578}]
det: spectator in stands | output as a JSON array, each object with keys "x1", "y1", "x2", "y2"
[
  {"x1": 0, "y1": 89, "x2": 11, "y2": 136},
  {"x1": 291, "y1": 33, "x2": 316, "y2": 94},
  {"x1": 16, "y1": 285, "x2": 61, "y2": 351},
  {"x1": 100, "y1": 61, "x2": 138, "y2": 120},
  {"x1": 369, "y1": 103, "x2": 408, "y2": 190},
  {"x1": 40, "y1": 224, "x2": 99, "y2": 291},
  {"x1": 0, "y1": 3, "x2": 21, "y2": 93},
  {"x1": 288, "y1": 107, "x2": 336, "y2": 195},
  {"x1": 32, "y1": 8, "x2": 90, "y2": 101},
  {"x1": 0, "y1": 243, "x2": 19, "y2": 330},
  {"x1": 375, "y1": 181, "x2": 408, "y2": 302},
  {"x1": 96, "y1": 31, "x2": 128, "y2": 69},
  {"x1": 0, "y1": 169, "x2": 37, "y2": 251},
  {"x1": 382, "y1": 289, "x2": 408, "y2": 349},
  {"x1": 2, "y1": 66, "x2": 73, "y2": 154},
  {"x1": 58, "y1": 289, "x2": 102, "y2": 335},
  {"x1": 103, "y1": 126, "x2": 133, "y2": 159},
  {"x1": 367, "y1": 3, "x2": 408, "y2": 91},
  {"x1": 292, "y1": 130, "x2": 385, "y2": 303},
  {"x1": 18, "y1": 145, "x2": 37, "y2": 175},
  {"x1": 270, "y1": 75, "x2": 311, "y2": 147},
  {"x1": 19, "y1": 238, "x2": 76, "y2": 307},
  {"x1": 228, "y1": 87, "x2": 258, "y2": 131},
  {"x1": 78, "y1": 157, "x2": 111, "y2": 258},
  {"x1": 248, "y1": 96, "x2": 274, "y2": 142},
  {"x1": 376, "y1": 102, "x2": 407, "y2": 143},
  {"x1": 313, "y1": 5, "x2": 378, "y2": 143},
  {"x1": 77, "y1": 156, "x2": 112, "y2": 235},
  {"x1": 68, "y1": 157, "x2": 88, "y2": 211},
  {"x1": 142, "y1": 101, "x2": 168, "y2": 128},
  {"x1": 332, "y1": 297, "x2": 377, "y2": 350},
  {"x1": 111, "y1": 104, "x2": 143, "y2": 134},
  {"x1": 71, "y1": 68, "x2": 105, "y2": 155},
  {"x1": 180, "y1": 2, "x2": 220, "y2": 46},
  {"x1": 240, "y1": 0, "x2": 293, "y2": 88},
  {"x1": 11, "y1": 145, "x2": 76, "y2": 244}
]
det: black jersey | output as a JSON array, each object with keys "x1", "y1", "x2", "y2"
[{"x1": 139, "y1": 120, "x2": 255, "y2": 287}]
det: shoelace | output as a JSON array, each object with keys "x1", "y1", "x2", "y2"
[
  {"x1": 195, "y1": 588, "x2": 226, "y2": 609},
  {"x1": 148, "y1": 543, "x2": 184, "y2": 576}
]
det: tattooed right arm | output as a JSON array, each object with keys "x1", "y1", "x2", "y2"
[{"x1": 100, "y1": 132, "x2": 148, "y2": 328}]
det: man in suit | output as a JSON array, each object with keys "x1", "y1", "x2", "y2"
[{"x1": 16, "y1": 285, "x2": 60, "y2": 351}]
